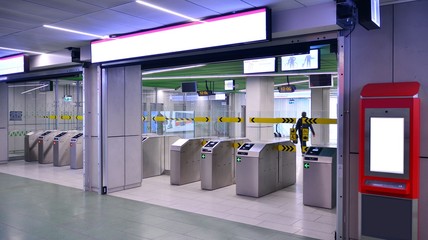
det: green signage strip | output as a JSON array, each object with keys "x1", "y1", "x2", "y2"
[
  {"x1": 304, "y1": 163, "x2": 310, "y2": 169},
  {"x1": 236, "y1": 157, "x2": 242, "y2": 163}
]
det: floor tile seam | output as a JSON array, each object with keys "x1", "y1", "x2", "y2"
[
  {"x1": 258, "y1": 220, "x2": 302, "y2": 234},
  {"x1": 255, "y1": 214, "x2": 301, "y2": 225},
  {"x1": 291, "y1": 220, "x2": 336, "y2": 234}
]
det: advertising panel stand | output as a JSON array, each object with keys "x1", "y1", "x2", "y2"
[{"x1": 359, "y1": 82, "x2": 420, "y2": 240}]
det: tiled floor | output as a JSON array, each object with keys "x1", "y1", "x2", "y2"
[
  {"x1": 0, "y1": 172, "x2": 322, "y2": 240},
  {"x1": 0, "y1": 159, "x2": 336, "y2": 240}
]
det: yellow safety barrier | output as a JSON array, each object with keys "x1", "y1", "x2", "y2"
[
  {"x1": 151, "y1": 116, "x2": 210, "y2": 122},
  {"x1": 76, "y1": 115, "x2": 83, "y2": 121},
  {"x1": 302, "y1": 146, "x2": 309, "y2": 153},
  {"x1": 60, "y1": 115, "x2": 72, "y2": 120},
  {"x1": 232, "y1": 142, "x2": 242, "y2": 149},
  {"x1": 302, "y1": 118, "x2": 337, "y2": 124},
  {"x1": 277, "y1": 145, "x2": 296, "y2": 152},
  {"x1": 218, "y1": 117, "x2": 243, "y2": 123},
  {"x1": 201, "y1": 140, "x2": 207, "y2": 146},
  {"x1": 249, "y1": 117, "x2": 296, "y2": 124}
]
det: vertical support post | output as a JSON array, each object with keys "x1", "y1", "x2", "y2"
[
  {"x1": 337, "y1": 36, "x2": 350, "y2": 239},
  {"x1": 0, "y1": 82, "x2": 8, "y2": 164}
]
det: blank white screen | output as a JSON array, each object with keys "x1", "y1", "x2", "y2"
[{"x1": 370, "y1": 117, "x2": 404, "y2": 174}]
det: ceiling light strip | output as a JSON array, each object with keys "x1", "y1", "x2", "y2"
[
  {"x1": 21, "y1": 84, "x2": 49, "y2": 94},
  {"x1": 141, "y1": 64, "x2": 206, "y2": 75},
  {"x1": 0, "y1": 46, "x2": 44, "y2": 55},
  {"x1": 43, "y1": 25, "x2": 108, "y2": 39},
  {"x1": 135, "y1": 0, "x2": 201, "y2": 22}
]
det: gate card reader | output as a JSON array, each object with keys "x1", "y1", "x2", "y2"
[
  {"x1": 70, "y1": 132, "x2": 83, "y2": 169},
  {"x1": 303, "y1": 146, "x2": 337, "y2": 209},
  {"x1": 38, "y1": 130, "x2": 60, "y2": 164},
  {"x1": 235, "y1": 141, "x2": 296, "y2": 198},
  {"x1": 53, "y1": 131, "x2": 77, "y2": 167}
]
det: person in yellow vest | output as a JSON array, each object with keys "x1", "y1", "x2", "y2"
[{"x1": 295, "y1": 111, "x2": 315, "y2": 147}]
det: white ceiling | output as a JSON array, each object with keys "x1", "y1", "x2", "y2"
[{"x1": 0, "y1": 0, "x2": 412, "y2": 58}]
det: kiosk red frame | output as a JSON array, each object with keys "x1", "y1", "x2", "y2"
[{"x1": 359, "y1": 82, "x2": 420, "y2": 240}]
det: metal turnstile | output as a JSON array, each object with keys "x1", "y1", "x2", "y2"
[
  {"x1": 200, "y1": 138, "x2": 249, "y2": 190},
  {"x1": 37, "y1": 130, "x2": 59, "y2": 164},
  {"x1": 170, "y1": 138, "x2": 206, "y2": 185},
  {"x1": 235, "y1": 140, "x2": 296, "y2": 197},
  {"x1": 24, "y1": 130, "x2": 44, "y2": 162},
  {"x1": 142, "y1": 135, "x2": 164, "y2": 179},
  {"x1": 70, "y1": 132, "x2": 83, "y2": 169},
  {"x1": 53, "y1": 131, "x2": 77, "y2": 166},
  {"x1": 303, "y1": 146, "x2": 337, "y2": 209}
]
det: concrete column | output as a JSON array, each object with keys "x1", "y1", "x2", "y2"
[
  {"x1": 0, "y1": 83, "x2": 8, "y2": 164},
  {"x1": 311, "y1": 88, "x2": 330, "y2": 145},
  {"x1": 245, "y1": 77, "x2": 274, "y2": 141},
  {"x1": 102, "y1": 65, "x2": 142, "y2": 193}
]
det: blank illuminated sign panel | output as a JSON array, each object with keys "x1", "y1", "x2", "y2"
[
  {"x1": 243, "y1": 57, "x2": 275, "y2": 74},
  {"x1": 92, "y1": 8, "x2": 269, "y2": 63},
  {"x1": 0, "y1": 54, "x2": 25, "y2": 76},
  {"x1": 370, "y1": 117, "x2": 404, "y2": 174}
]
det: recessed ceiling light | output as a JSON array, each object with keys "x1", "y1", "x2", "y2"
[
  {"x1": 43, "y1": 25, "x2": 109, "y2": 39},
  {"x1": 0, "y1": 46, "x2": 45, "y2": 55},
  {"x1": 135, "y1": 0, "x2": 203, "y2": 22}
]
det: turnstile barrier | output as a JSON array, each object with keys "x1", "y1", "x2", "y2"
[
  {"x1": 24, "y1": 130, "x2": 44, "y2": 162},
  {"x1": 170, "y1": 137, "x2": 209, "y2": 185},
  {"x1": 70, "y1": 132, "x2": 83, "y2": 169},
  {"x1": 53, "y1": 131, "x2": 78, "y2": 167},
  {"x1": 235, "y1": 140, "x2": 296, "y2": 197},
  {"x1": 200, "y1": 138, "x2": 249, "y2": 190},
  {"x1": 303, "y1": 146, "x2": 337, "y2": 209},
  {"x1": 38, "y1": 130, "x2": 60, "y2": 164}
]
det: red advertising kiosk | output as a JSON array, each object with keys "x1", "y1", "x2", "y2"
[{"x1": 359, "y1": 82, "x2": 420, "y2": 240}]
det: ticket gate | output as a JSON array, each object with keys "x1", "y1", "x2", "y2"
[
  {"x1": 200, "y1": 138, "x2": 249, "y2": 190},
  {"x1": 70, "y1": 132, "x2": 83, "y2": 169},
  {"x1": 170, "y1": 138, "x2": 208, "y2": 185},
  {"x1": 53, "y1": 131, "x2": 77, "y2": 167},
  {"x1": 142, "y1": 135, "x2": 164, "y2": 179},
  {"x1": 303, "y1": 146, "x2": 337, "y2": 209},
  {"x1": 38, "y1": 130, "x2": 60, "y2": 164},
  {"x1": 24, "y1": 130, "x2": 44, "y2": 162},
  {"x1": 235, "y1": 140, "x2": 296, "y2": 197}
]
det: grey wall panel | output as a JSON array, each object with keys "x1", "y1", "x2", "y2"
[
  {"x1": 124, "y1": 135, "x2": 142, "y2": 188},
  {"x1": 393, "y1": 1, "x2": 428, "y2": 157},
  {"x1": 349, "y1": 6, "x2": 394, "y2": 153},
  {"x1": 0, "y1": 83, "x2": 8, "y2": 162},
  {"x1": 420, "y1": 158, "x2": 428, "y2": 240},
  {"x1": 349, "y1": 154, "x2": 359, "y2": 239},
  {"x1": 90, "y1": 136, "x2": 99, "y2": 189},
  {"x1": 124, "y1": 65, "x2": 142, "y2": 136},
  {"x1": 106, "y1": 137, "x2": 125, "y2": 191},
  {"x1": 106, "y1": 67, "x2": 125, "y2": 137}
]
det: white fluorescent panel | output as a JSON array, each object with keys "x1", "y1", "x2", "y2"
[
  {"x1": 281, "y1": 49, "x2": 319, "y2": 71},
  {"x1": 0, "y1": 54, "x2": 25, "y2": 76},
  {"x1": 370, "y1": 117, "x2": 405, "y2": 174},
  {"x1": 243, "y1": 57, "x2": 275, "y2": 74},
  {"x1": 91, "y1": 8, "x2": 268, "y2": 63}
]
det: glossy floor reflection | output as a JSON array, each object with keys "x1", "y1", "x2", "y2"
[{"x1": 0, "y1": 172, "x2": 320, "y2": 240}]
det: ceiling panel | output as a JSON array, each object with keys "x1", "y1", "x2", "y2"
[
  {"x1": 186, "y1": 0, "x2": 254, "y2": 14},
  {"x1": 0, "y1": 1, "x2": 78, "y2": 25},
  {"x1": 297, "y1": 0, "x2": 335, "y2": 7},
  {"x1": 0, "y1": 27, "x2": 18, "y2": 37},
  {"x1": 76, "y1": 0, "x2": 135, "y2": 8},
  {"x1": 111, "y1": 2, "x2": 182, "y2": 25},
  {"x1": 243, "y1": 0, "x2": 304, "y2": 10},
  {"x1": 141, "y1": 0, "x2": 218, "y2": 19},
  {"x1": 22, "y1": 0, "x2": 103, "y2": 15},
  {"x1": 0, "y1": 18, "x2": 39, "y2": 31},
  {"x1": 58, "y1": 10, "x2": 161, "y2": 36}
]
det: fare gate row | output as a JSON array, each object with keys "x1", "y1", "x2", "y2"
[
  {"x1": 24, "y1": 130, "x2": 84, "y2": 169},
  {"x1": 168, "y1": 137, "x2": 298, "y2": 198}
]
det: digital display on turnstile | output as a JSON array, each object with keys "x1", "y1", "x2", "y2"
[
  {"x1": 40, "y1": 131, "x2": 51, "y2": 137},
  {"x1": 239, "y1": 143, "x2": 254, "y2": 150},
  {"x1": 72, "y1": 133, "x2": 83, "y2": 139},
  {"x1": 204, "y1": 141, "x2": 218, "y2": 148},
  {"x1": 55, "y1": 132, "x2": 67, "y2": 138}
]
